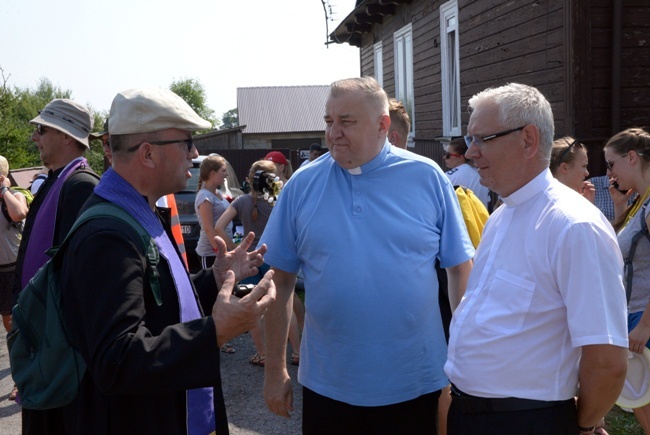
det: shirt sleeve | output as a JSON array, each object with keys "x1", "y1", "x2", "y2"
[{"x1": 556, "y1": 220, "x2": 628, "y2": 348}]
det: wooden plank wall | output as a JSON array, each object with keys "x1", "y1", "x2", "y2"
[
  {"x1": 345, "y1": 0, "x2": 650, "y2": 175},
  {"x1": 459, "y1": 0, "x2": 566, "y2": 132},
  {"x1": 575, "y1": 0, "x2": 650, "y2": 175}
]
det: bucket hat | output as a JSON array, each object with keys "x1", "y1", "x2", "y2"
[
  {"x1": 616, "y1": 347, "x2": 650, "y2": 409},
  {"x1": 30, "y1": 99, "x2": 93, "y2": 148}
]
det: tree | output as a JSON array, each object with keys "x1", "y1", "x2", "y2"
[
  {"x1": 0, "y1": 66, "x2": 105, "y2": 173},
  {"x1": 169, "y1": 78, "x2": 219, "y2": 131},
  {"x1": 221, "y1": 108, "x2": 238, "y2": 130}
]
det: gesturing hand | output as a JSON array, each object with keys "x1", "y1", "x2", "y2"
[
  {"x1": 211, "y1": 232, "x2": 267, "y2": 287},
  {"x1": 212, "y1": 270, "x2": 276, "y2": 346}
]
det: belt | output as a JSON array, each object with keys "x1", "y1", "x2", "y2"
[{"x1": 450, "y1": 384, "x2": 573, "y2": 414}]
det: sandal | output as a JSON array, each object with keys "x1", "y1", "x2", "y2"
[
  {"x1": 291, "y1": 352, "x2": 300, "y2": 366},
  {"x1": 220, "y1": 343, "x2": 236, "y2": 354},
  {"x1": 249, "y1": 353, "x2": 265, "y2": 367},
  {"x1": 8, "y1": 385, "x2": 18, "y2": 401}
]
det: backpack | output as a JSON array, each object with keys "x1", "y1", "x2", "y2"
[
  {"x1": 454, "y1": 186, "x2": 489, "y2": 249},
  {"x1": 2, "y1": 186, "x2": 34, "y2": 229},
  {"x1": 7, "y1": 202, "x2": 161, "y2": 410}
]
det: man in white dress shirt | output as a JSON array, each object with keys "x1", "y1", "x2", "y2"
[{"x1": 444, "y1": 83, "x2": 628, "y2": 435}]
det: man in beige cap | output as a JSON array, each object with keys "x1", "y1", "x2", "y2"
[
  {"x1": 32, "y1": 88, "x2": 275, "y2": 435},
  {"x1": 17, "y1": 98, "x2": 100, "y2": 432}
]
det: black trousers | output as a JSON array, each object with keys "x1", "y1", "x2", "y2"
[
  {"x1": 448, "y1": 395, "x2": 578, "y2": 435},
  {"x1": 303, "y1": 386, "x2": 440, "y2": 435}
]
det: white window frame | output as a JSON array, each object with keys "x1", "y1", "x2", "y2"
[
  {"x1": 393, "y1": 23, "x2": 414, "y2": 146},
  {"x1": 374, "y1": 42, "x2": 383, "y2": 88},
  {"x1": 440, "y1": 1, "x2": 462, "y2": 137}
]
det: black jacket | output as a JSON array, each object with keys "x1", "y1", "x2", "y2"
[{"x1": 43, "y1": 194, "x2": 227, "y2": 435}]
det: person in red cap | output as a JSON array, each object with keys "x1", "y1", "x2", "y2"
[{"x1": 265, "y1": 151, "x2": 293, "y2": 183}]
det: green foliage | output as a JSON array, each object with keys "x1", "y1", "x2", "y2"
[
  {"x1": 606, "y1": 406, "x2": 644, "y2": 434},
  {"x1": 87, "y1": 111, "x2": 109, "y2": 174},
  {"x1": 169, "y1": 78, "x2": 219, "y2": 132},
  {"x1": 221, "y1": 108, "x2": 238, "y2": 130},
  {"x1": 0, "y1": 66, "x2": 107, "y2": 174}
]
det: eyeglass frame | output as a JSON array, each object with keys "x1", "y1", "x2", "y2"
[
  {"x1": 126, "y1": 138, "x2": 194, "y2": 153},
  {"x1": 35, "y1": 124, "x2": 47, "y2": 136},
  {"x1": 605, "y1": 152, "x2": 629, "y2": 171},
  {"x1": 444, "y1": 152, "x2": 463, "y2": 159},
  {"x1": 464, "y1": 126, "x2": 526, "y2": 148}
]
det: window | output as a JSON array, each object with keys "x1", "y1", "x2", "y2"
[
  {"x1": 440, "y1": 1, "x2": 461, "y2": 136},
  {"x1": 374, "y1": 42, "x2": 383, "y2": 87},
  {"x1": 394, "y1": 23, "x2": 414, "y2": 145}
]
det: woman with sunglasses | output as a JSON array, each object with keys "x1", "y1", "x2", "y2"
[
  {"x1": 549, "y1": 137, "x2": 596, "y2": 203},
  {"x1": 443, "y1": 137, "x2": 490, "y2": 209},
  {"x1": 604, "y1": 127, "x2": 650, "y2": 433}
]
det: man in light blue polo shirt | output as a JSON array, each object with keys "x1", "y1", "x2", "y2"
[{"x1": 261, "y1": 76, "x2": 474, "y2": 433}]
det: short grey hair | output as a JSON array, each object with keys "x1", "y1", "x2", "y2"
[
  {"x1": 468, "y1": 83, "x2": 554, "y2": 162},
  {"x1": 330, "y1": 77, "x2": 389, "y2": 118}
]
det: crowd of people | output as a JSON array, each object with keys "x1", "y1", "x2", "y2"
[{"x1": 0, "y1": 76, "x2": 648, "y2": 435}]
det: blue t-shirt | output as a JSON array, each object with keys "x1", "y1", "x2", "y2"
[{"x1": 260, "y1": 141, "x2": 474, "y2": 406}]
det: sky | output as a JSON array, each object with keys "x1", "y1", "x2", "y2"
[{"x1": 0, "y1": 0, "x2": 360, "y2": 121}]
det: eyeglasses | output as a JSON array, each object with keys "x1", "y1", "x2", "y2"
[
  {"x1": 464, "y1": 126, "x2": 526, "y2": 148},
  {"x1": 605, "y1": 152, "x2": 628, "y2": 170},
  {"x1": 127, "y1": 138, "x2": 194, "y2": 153},
  {"x1": 444, "y1": 152, "x2": 463, "y2": 159},
  {"x1": 557, "y1": 138, "x2": 578, "y2": 163},
  {"x1": 35, "y1": 124, "x2": 47, "y2": 135}
]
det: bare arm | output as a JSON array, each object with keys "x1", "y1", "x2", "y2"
[
  {"x1": 264, "y1": 267, "x2": 297, "y2": 418},
  {"x1": 1, "y1": 190, "x2": 28, "y2": 222},
  {"x1": 0, "y1": 176, "x2": 28, "y2": 222},
  {"x1": 445, "y1": 259, "x2": 472, "y2": 312},
  {"x1": 198, "y1": 200, "x2": 219, "y2": 249},
  {"x1": 577, "y1": 344, "x2": 627, "y2": 430},
  {"x1": 214, "y1": 205, "x2": 238, "y2": 251}
]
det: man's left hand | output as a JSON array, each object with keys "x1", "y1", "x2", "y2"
[{"x1": 212, "y1": 232, "x2": 266, "y2": 287}]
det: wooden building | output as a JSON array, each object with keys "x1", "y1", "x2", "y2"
[{"x1": 330, "y1": 0, "x2": 650, "y2": 174}]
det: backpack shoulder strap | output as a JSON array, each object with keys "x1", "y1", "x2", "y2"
[
  {"x1": 624, "y1": 199, "x2": 650, "y2": 303},
  {"x1": 58, "y1": 203, "x2": 162, "y2": 306}
]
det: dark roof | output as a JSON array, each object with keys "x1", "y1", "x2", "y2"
[
  {"x1": 237, "y1": 86, "x2": 329, "y2": 134},
  {"x1": 330, "y1": 0, "x2": 414, "y2": 47}
]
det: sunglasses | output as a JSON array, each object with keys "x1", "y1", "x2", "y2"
[
  {"x1": 444, "y1": 152, "x2": 463, "y2": 159},
  {"x1": 35, "y1": 124, "x2": 47, "y2": 135},
  {"x1": 127, "y1": 138, "x2": 194, "y2": 153},
  {"x1": 605, "y1": 152, "x2": 628, "y2": 171},
  {"x1": 464, "y1": 126, "x2": 525, "y2": 148}
]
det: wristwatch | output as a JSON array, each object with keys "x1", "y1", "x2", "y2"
[
  {"x1": 0, "y1": 186, "x2": 8, "y2": 196},
  {"x1": 578, "y1": 424, "x2": 596, "y2": 433}
]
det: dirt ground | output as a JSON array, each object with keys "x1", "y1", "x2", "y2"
[{"x1": 0, "y1": 331, "x2": 302, "y2": 435}]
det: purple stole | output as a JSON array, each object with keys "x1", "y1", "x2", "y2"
[
  {"x1": 94, "y1": 168, "x2": 215, "y2": 435},
  {"x1": 21, "y1": 158, "x2": 88, "y2": 288}
]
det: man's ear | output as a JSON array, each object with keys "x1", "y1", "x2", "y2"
[
  {"x1": 387, "y1": 130, "x2": 399, "y2": 146},
  {"x1": 379, "y1": 114, "x2": 391, "y2": 136},
  {"x1": 521, "y1": 124, "x2": 540, "y2": 160},
  {"x1": 137, "y1": 141, "x2": 156, "y2": 169}
]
